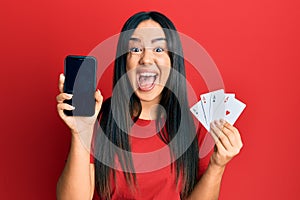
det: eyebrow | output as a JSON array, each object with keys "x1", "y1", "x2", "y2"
[{"x1": 129, "y1": 37, "x2": 167, "y2": 43}]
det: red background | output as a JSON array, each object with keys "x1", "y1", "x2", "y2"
[{"x1": 1, "y1": 0, "x2": 300, "y2": 199}]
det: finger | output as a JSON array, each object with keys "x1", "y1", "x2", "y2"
[
  {"x1": 95, "y1": 89, "x2": 103, "y2": 103},
  {"x1": 219, "y1": 120, "x2": 236, "y2": 147},
  {"x1": 223, "y1": 121, "x2": 243, "y2": 148},
  {"x1": 223, "y1": 120, "x2": 239, "y2": 136},
  {"x1": 210, "y1": 121, "x2": 233, "y2": 151},
  {"x1": 209, "y1": 127, "x2": 219, "y2": 144},
  {"x1": 57, "y1": 103, "x2": 75, "y2": 111},
  {"x1": 57, "y1": 103, "x2": 75, "y2": 119},
  {"x1": 221, "y1": 126, "x2": 237, "y2": 147},
  {"x1": 56, "y1": 93, "x2": 73, "y2": 103},
  {"x1": 58, "y1": 73, "x2": 65, "y2": 93},
  {"x1": 209, "y1": 128, "x2": 227, "y2": 154},
  {"x1": 94, "y1": 89, "x2": 103, "y2": 113}
]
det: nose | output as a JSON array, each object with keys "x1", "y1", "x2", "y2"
[{"x1": 139, "y1": 48, "x2": 154, "y2": 66}]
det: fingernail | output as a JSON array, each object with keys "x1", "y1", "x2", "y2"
[
  {"x1": 70, "y1": 105, "x2": 75, "y2": 110},
  {"x1": 210, "y1": 122, "x2": 215, "y2": 128},
  {"x1": 66, "y1": 94, "x2": 73, "y2": 98},
  {"x1": 215, "y1": 120, "x2": 222, "y2": 128},
  {"x1": 214, "y1": 120, "x2": 219, "y2": 126},
  {"x1": 218, "y1": 119, "x2": 223, "y2": 125}
]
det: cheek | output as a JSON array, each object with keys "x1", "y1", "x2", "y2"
[
  {"x1": 126, "y1": 55, "x2": 133, "y2": 71},
  {"x1": 126, "y1": 54, "x2": 140, "y2": 71},
  {"x1": 126, "y1": 62, "x2": 138, "y2": 87},
  {"x1": 158, "y1": 56, "x2": 171, "y2": 77},
  {"x1": 157, "y1": 54, "x2": 171, "y2": 67},
  {"x1": 126, "y1": 68, "x2": 136, "y2": 85},
  {"x1": 161, "y1": 68, "x2": 171, "y2": 84}
]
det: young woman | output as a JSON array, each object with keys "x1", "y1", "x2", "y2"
[{"x1": 56, "y1": 11, "x2": 243, "y2": 200}]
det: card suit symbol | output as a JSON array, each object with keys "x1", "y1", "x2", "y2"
[
  {"x1": 224, "y1": 97, "x2": 229, "y2": 103},
  {"x1": 193, "y1": 109, "x2": 198, "y2": 115},
  {"x1": 226, "y1": 110, "x2": 230, "y2": 115},
  {"x1": 212, "y1": 95, "x2": 216, "y2": 102}
]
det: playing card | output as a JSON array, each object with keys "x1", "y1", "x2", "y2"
[
  {"x1": 224, "y1": 96, "x2": 246, "y2": 125},
  {"x1": 190, "y1": 89, "x2": 245, "y2": 132},
  {"x1": 190, "y1": 101, "x2": 209, "y2": 131},
  {"x1": 200, "y1": 92, "x2": 212, "y2": 126},
  {"x1": 209, "y1": 89, "x2": 225, "y2": 123},
  {"x1": 217, "y1": 93, "x2": 236, "y2": 121},
  {"x1": 211, "y1": 92, "x2": 236, "y2": 125},
  {"x1": 225, "y1": 93, "x2": 235, "y2": 100}
]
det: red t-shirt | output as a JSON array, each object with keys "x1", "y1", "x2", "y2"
[{"x1": 91, "y1": 118, "x2": 214, "y2": 200}]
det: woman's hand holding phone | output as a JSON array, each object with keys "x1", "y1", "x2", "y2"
[{"x1": 56, "y1": 73, "x2": 103, "y2": 135}]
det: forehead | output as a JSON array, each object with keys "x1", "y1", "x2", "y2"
[{"x1": 130, "y1": 20, "x2": 166, "y2": 42}]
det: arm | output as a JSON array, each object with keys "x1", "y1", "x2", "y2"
[
  {"x1": 187, "y1": 120, "x2": 243, "y2": 200},
  {"x1": 56, "y1": 74, "x2": 102, "y2": 200},
  {"x1": 56, "y1": 133, "x2": 95, "y2": 200}
]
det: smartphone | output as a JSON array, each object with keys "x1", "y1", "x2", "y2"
[{"x1": 63, "y1": 55, "x2": 97, "y2": 116}]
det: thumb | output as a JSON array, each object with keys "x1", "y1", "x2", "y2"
[
  {"x1": 95, "y1": 89, "x2": 103, "y2": 114},
  {"x1": 58, "y1": 73, "x2": 65, "y2": 93}
]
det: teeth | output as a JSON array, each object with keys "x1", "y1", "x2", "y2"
[{"x1": 139, "y1": 72, "x2": 157, "y2": 77}]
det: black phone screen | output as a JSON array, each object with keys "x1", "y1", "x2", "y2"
[{"x1": 63, "y1": 55, "x2": 97, "y2": 116}]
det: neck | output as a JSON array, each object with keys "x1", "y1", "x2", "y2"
[{"x1": 138, "y1": 97, "x2": 161, "y2": 120}]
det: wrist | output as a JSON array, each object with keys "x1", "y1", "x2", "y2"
[
  {"x1": 70, "y1": 131, "x2": 93, "y2": 154},
  {"x1": 70, "y1": 126, "x2": 94, "y2": 135},
  {"x1": 206, "y1": 161, "x2": 226, "y2": 177},
  {"x1": 71, "y1": 129, "x2": 80, "y2": 135}
]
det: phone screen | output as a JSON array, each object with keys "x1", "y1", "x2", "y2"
[{"x1": 64, "y1": 55, "x2": 97, "y2": 116}]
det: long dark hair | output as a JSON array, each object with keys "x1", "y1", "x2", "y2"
[{"x1": 94, "y1": 11, "x2": 199, "y2": 199}]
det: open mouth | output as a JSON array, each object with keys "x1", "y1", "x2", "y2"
[{"x1": 136, "y1": 72, "x2": 158, "y2": 91}]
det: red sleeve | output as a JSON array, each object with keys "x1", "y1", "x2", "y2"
[
  {"x1": 90, "y1": 153, "x2": 95, "y2": 164},
  {"x1": 197, "y1": 125, "x2": 214, "y2": 178}
]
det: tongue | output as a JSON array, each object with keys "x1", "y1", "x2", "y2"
[{"x1": 139, "y1": 76, "x2": 156, "y2": 91}]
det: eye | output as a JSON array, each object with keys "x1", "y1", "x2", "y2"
[
  {"x1": 154, "y1": 47, "x2": 165, "y2": 53},
  {"x1": 129, "y1": 47, "x2": 143, "y2": 53}
]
